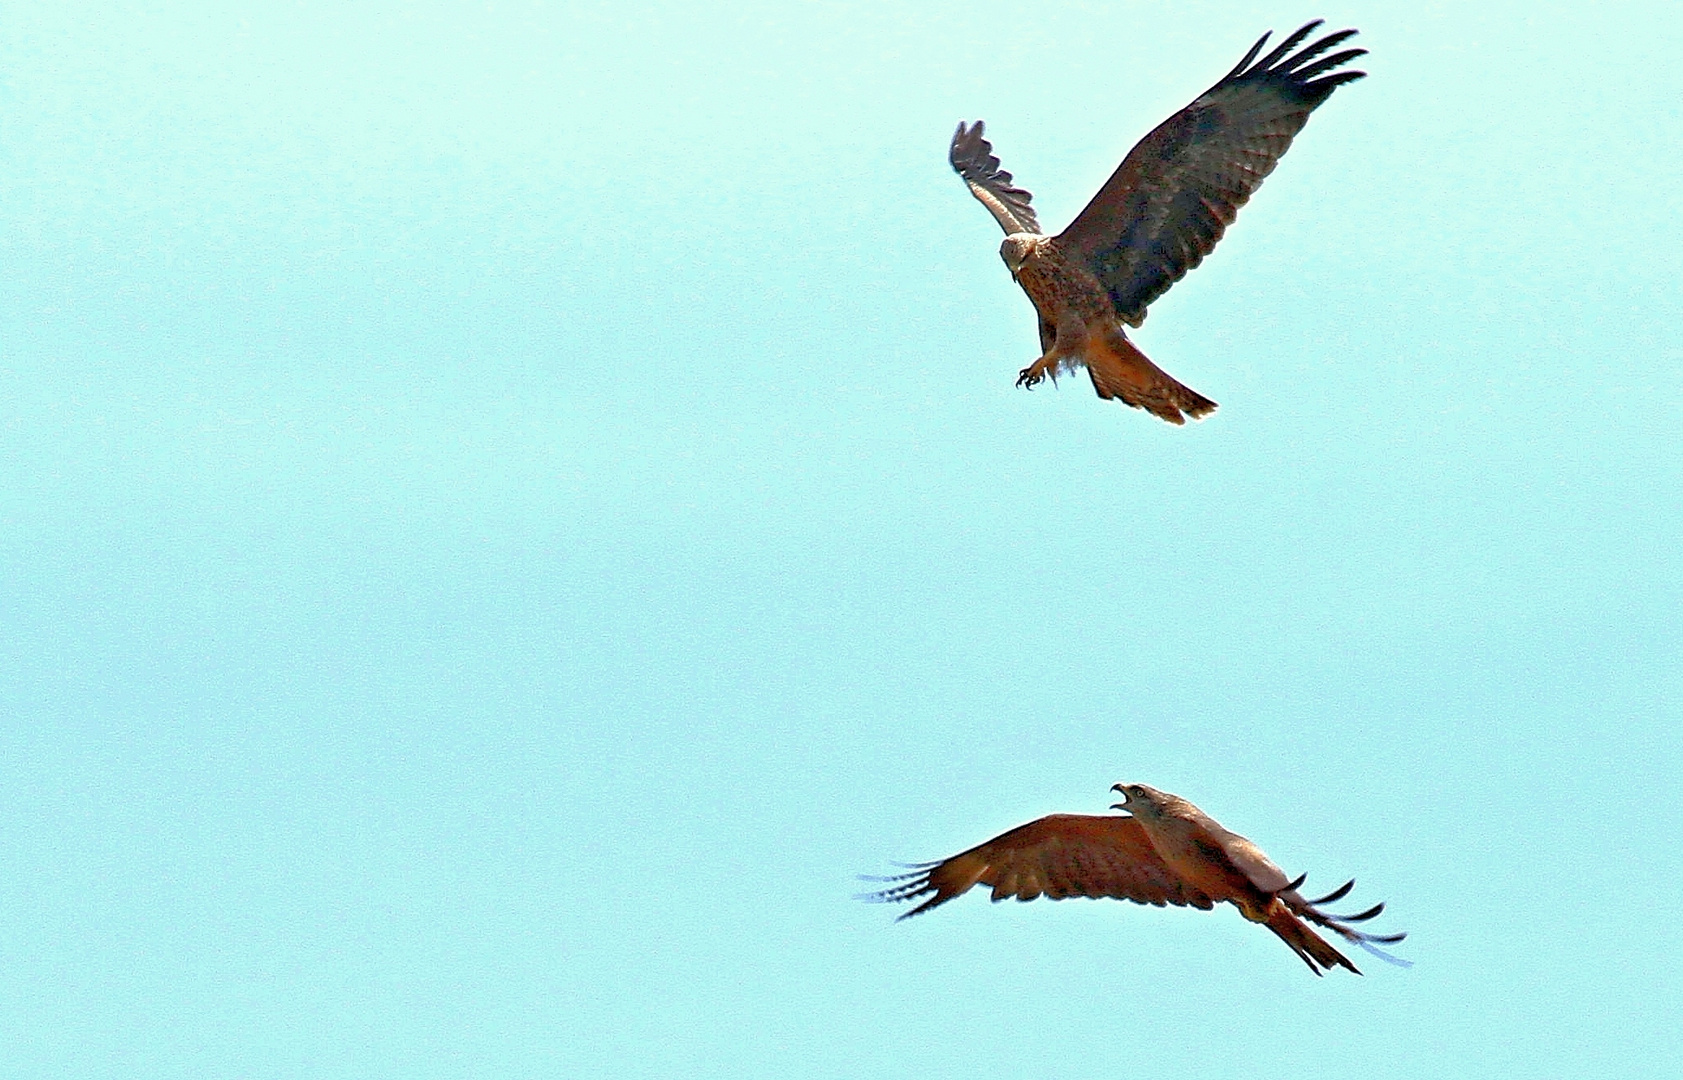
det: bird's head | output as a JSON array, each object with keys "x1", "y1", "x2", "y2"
[
  {"x1": 999, "y1": 233, "x2": 1039, "y2": 276},
  {"x1": 1111, "y1": 782, "x2": 1166, "y2": 816}
]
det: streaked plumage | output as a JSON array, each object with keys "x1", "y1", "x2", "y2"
[
  {"x1": 951, "y1": 21, "x2": 1366, "y2": 422},
  {"x1": 861, "y1": 782, "x2": 1407, "y2": 976}
]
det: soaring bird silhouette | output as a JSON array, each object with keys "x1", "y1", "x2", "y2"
[
  {"x1": 951, "y1": 20, "x2": 1366, "y2": 422},
  {"x1": 862, "y1": 782, "x2": 1406, "y2": 975}
]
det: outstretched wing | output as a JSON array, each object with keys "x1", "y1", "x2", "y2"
[
  {"x1": 950, "y1": 121, "x2": 1042, "y2": 236},
  {"x1": 860, "y1": 813, "x2": 1213, "y2": 919},
  {"x1": 1057, "y1": 21, "x2": 1366, "y2": 327}
]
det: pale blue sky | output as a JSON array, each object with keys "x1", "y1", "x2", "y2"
[{"x1": 2, "y1": 1, "x2": 1679, "y2": 1076}]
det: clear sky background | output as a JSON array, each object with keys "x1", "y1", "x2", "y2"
[{"x1": 2, "y1": 1, "x2": 1679, "y2": 1076}]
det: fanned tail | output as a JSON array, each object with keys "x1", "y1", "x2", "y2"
[{"x1": 1086, "y1": 333, "x2": 1217, "y2": 425}]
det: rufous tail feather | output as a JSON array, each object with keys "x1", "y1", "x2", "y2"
[
  {"x1": 1087, "y1": 334, "x2": 1217, "y2": 425},
  {"x1": 1264, "y1": 903, "x2": 1361, "y2": 976}
]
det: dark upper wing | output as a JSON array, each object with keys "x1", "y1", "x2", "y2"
[
  {"x1": 950, "y1": 121, "x2": 1042, "y2": 236},
  {"x1": 1057, "y1": 21, "x2": 1366, "y2": 327},
  {"x1": 860, "y1": 813, "x2": 1214, "y2": 919}
]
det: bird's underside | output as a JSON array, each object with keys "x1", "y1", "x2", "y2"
[
  {"x1": 1009, "y1": 240, "x2": 1218, "y2": 424},
  {"x1": 950, "y1": 20, "x2": 1367, "y2": 423},
  {"x1": 860, "y1": 783, "x2": 1408, "y2": 976}
]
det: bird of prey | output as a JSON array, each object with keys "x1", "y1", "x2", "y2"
[
  {"x1": 861, "y1": 782, "x2": 1406, "y2": 975},
  {"x1": 951, "y1": 20, "x2": 1366, "y2": 423}
]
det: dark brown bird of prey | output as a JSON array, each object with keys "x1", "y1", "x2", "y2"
[
  {"x1": 862, "y1": 782, "x2": 1406, "y2": 975},
  {"x1": 951, "y1": 21, "x2": 1366, "y2": 423}
]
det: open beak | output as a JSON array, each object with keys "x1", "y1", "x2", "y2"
[{"x1": 1110, "y1": 782, "x2": 1130, "y2": 811}]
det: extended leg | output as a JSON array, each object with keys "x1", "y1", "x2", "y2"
[{"x1": 1016, "y1": 322, "x2": 1080, "y2": 389}]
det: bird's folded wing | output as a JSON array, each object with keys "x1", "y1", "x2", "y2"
[
  {"x1": 1056, "y1": 20, "x2": 1366, "y2": 327},
  {"x1": 865, "y1": 813, "x2": 1214, "y2": 919}
]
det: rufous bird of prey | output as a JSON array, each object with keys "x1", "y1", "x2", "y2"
[
  {"x1": 951, "y1": 20, "x2": 1366, "y2": 423},
  {"x1": 861, "y1": 782, "x2": 1406, "y2": 975}
]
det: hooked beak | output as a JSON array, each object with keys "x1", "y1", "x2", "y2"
[{"x1": 1110, "y1": 782, "x2": 1130, "y2": 811}]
